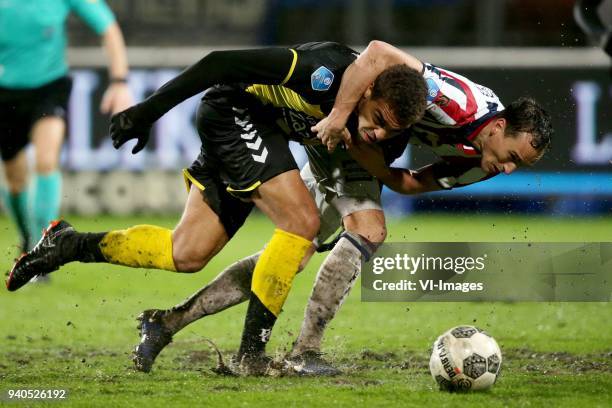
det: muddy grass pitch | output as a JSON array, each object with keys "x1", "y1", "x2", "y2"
[{"x1": 1, "y1": 215, "x2": 611, "y2": 407}]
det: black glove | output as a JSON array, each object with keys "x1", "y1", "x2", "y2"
[{"x1": 110, "y1": 105, "x2": 153, "y2": 154}]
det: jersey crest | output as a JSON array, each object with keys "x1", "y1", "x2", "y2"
[
  {"x1": 425, "y1": 77, "x2": 440, "y2": 103},
  {"x1": 311, "y1": 66, "x2": 334, "y2": 91}
]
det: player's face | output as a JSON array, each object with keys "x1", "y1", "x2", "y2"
[
  {"x1": 479, "y1": 119, "x2": 540, "y2": 175},
  {"x1": 356, "y1": 89, "x2": 402, "y2": 143}
]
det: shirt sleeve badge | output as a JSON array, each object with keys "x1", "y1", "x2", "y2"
[{"x1": 311, "y1": 66, "x2": 334, "y2": 91}]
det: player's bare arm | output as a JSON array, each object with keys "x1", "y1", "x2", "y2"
[
  {"x1": 99, "y1": 22, "x2": 133, "y2": 115},
  {"x1": 348, "y1": 140, "x2": 440, "y2": 194},
  {"x1": 313, "y1": 40, "x2": 423, "y2": 151}
]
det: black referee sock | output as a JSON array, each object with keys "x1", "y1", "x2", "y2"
[{"x1": 238, "y1": 293, "x2": 277, "y2": 357}]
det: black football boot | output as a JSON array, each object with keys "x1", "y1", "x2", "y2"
[
  {"x1": 6, "y1": 220, "x2": 75, "y2": 291},
  {"x1": 133, "y1": 309, "x2": 174, "y2": 373}
]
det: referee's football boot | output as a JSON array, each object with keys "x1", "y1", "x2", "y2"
[
  {"x1": 133, "y1": 309, "x2": 173, "y2": 373},
  {"x1": 285, "y1": 350, "x2": 342, "y2": 376},
  {"x1": 6, "y1": 220, "x2": 75, "y2": 291}
]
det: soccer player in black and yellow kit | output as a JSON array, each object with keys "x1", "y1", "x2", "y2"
[
  {"x1": 126, "y1": 41, "x2": 553, "y2": 375},
  {"x1": 6, "y1": 42, "x2": 428, "y2": 373}
]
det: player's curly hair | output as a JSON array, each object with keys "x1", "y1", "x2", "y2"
[
  {"x1": 498, "y1": 97, "x2": 553, "y2": 153},
  {"x1": 371, "y1": 64, "x2": 428, "y2": 128}
]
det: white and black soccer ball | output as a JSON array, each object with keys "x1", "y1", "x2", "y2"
[{"x1": 429, "y1": 325, "x2": 502, "y2": 391}]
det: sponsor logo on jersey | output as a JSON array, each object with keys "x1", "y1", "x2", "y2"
[
  {"x1": 311, "y1": 66, "x2": 334, "y2": 91},
  {"x1": 426, "y1": 78, "x2": 440, "y2": 103},
  {"x1": 281, "y1": 108, "x2": 318, "y2": 142}
]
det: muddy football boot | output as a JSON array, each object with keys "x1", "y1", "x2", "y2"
[
  {"x1": 133, "y1": 309, "x2": 173, "y2": 373},
  {"x1": 6, "y1": 220, "x2": 75, "y2": 292},
  {"x1": 286, "y1": 351, "x2": 342, "y2": 376}
]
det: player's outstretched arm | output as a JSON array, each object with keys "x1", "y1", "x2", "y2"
[
  {"x1": 348, "y1": 141, "x2": 440, "y2": 194},
  {"x1": 376, "y1": 165, "x2": 442, "y2": 195},
  {"x1": 110, "y1": 48, "x2": 296, "y2": 153},
  {"x1": 313, "y1": 41, "x2": 424, "y2": 151},
  {"x1": 99, "y1": 23, "x2": 133, "y2": 115},
  {"x1": 388, "y1": 165, "x2": 443, "y2": 194}
]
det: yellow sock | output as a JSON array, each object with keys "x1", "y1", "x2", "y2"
[
  {"x1": 99, "y1": 225, "x2": 177, "y2": 271},
  {"x1": 251, "y1": 228, "x2": 312, "y2": 316}
]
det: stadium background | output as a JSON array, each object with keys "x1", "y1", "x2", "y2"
[
  {"x1": 1, "y1": 0, "x2": 609, "y2": 217},
  {"x1": 1, "y1": 1, "x2": 611, "y2": 406}
]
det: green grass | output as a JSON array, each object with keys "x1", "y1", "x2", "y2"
[{"x1": 1, "y1": 214, "x2": 611, "y2": 407}]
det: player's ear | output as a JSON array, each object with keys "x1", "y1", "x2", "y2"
[
  {"x1": 495, "y1": 117, "x2": 507, "y2": 135},
  {"x1": 489, "y1": 117, "x2": 506, "y2": 138}
]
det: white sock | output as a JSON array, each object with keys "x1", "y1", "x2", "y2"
[{"x1": 291, "y1": 237, "x2": 362, "y2": 355}]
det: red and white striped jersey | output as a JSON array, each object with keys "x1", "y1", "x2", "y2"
[{"x1": 409, "y1": 63, "x2": 505, "y2": 189}]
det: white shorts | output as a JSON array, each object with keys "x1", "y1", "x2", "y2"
[{"x1": 301, "y1": 145, "x2": 382, "y2": 246}]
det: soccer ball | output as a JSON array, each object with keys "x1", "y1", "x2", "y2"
[{"x1": 429, "y1": 325, "x2": 502, "y2": 391}]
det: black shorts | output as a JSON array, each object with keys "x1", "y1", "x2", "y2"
[
  {"x1": 0, "y1": 76, "x2": 72, "y2": 161},
  {"x1": 183, "y1": 91, "x2": 298, "y2": 237}
]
